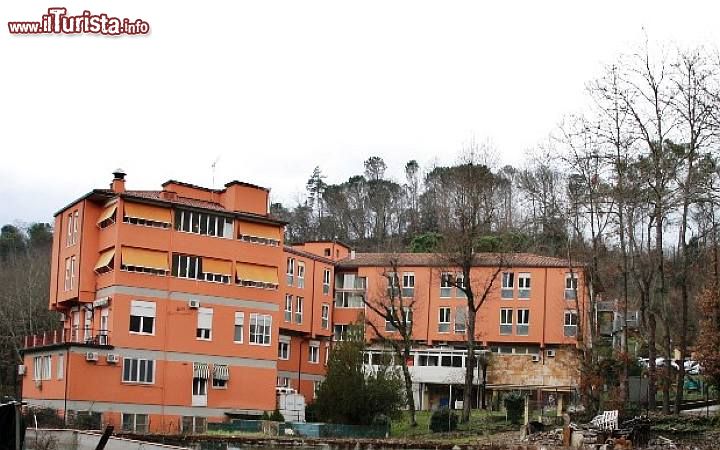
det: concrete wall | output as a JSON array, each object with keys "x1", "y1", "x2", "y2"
[{"x1": 25, "y1": 428, "x2": 189, "y2": 450}]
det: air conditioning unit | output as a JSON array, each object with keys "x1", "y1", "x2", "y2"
[
  {"x1": 106, "y1": 354, "x2": 119, "y2": 364},
  {"x1": 188, "y1": 299, "x2": 200, "y2": 309},
  {"x1": 86, "y1": 351, "x2": 99, "y2": 362},
  {"x1": 17, "y1": 365, "x2": 26, "y2": 376},
  {"x1": 546, "y1": 349, "x2": 556, "y2": 358},
  {"x1": 531, "y1": 354, "x2": 540, "y2": 362}
]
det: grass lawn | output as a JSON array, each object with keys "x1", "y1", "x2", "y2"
[{"x1": 391, "y1": 409, "x2": 520, "y2": 441}]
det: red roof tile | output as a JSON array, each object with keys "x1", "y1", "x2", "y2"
[{"x1": 336, "y1": 252, "x2": 581, "y2": 269}]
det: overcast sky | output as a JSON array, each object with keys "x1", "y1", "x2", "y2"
[{"x1": 2, "y1": 1, "x2": 720, "y2": 226}]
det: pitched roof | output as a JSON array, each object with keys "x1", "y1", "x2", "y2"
[{"x1": 335, "y1": 252, "x2": 581, "y2": 269}]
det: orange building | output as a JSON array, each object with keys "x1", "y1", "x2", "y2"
[{"x1": 20, "y1": 171, "x2": 588, "y2": 432}]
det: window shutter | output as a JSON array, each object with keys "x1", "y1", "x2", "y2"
[
  {"x1": 130, "y1": 301, "x2": 156, "y2": 317},
  {"x1": 197, "y1": 308, "x2": 213, "y2": 329}
]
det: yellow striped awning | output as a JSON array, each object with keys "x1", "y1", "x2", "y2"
[
  {"x1": 238, "y1": 221, "x2": 282, "y2": 241},
  {"x1": 203, "y1": 258, "x2": 232, "y2": 276},
  {"x1": 97, "y1": 204, "x2": 117, "y2": 225},
  {"x1": 236, "y1": 262, "x2": 279, "y2": 284},
  {"x1": 123, "y1": 202, "x2": 172, "y2": 224},
  {"x1": 121, "y1": 247, "x2": 169, "y2": 271},
  {"x1": 94, "y1": 248, "x2": 115, "y2": 271}
]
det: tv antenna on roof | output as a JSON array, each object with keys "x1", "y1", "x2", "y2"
[{"x1": 211, "y1": 156, "x2": 221, "y2": 189}]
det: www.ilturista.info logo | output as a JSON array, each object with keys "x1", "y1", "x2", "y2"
[{"x1": 8, "y1": 8, "x2": 150, "y2": 35}]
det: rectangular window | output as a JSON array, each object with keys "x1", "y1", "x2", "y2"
[
  {"x1": 73, "y1": 211, "x2": 79, "y2": 244},
  {"x1": 516, "y1": 309, "x2": 530, "y2": 336},
  {"x1": 284, "y1": 295, "x2": 292, "y2": 322},
  {"x1": 70, "y1": 256, "x2": 76, "y2": 290},
  {"x1": 402, "y1": 272, "x2": 415, "y2": 297},
  {"x1": 333, "y1": 324, "x2": 348, "y2": 341},
  {"x1": 386, "y1": 272, "x2": 399, "y2": 297},
  {"x1": 454, "y1": 306, "x2": 467, "y2": 333},
  {"x1": 501, "y1": 272, "x2": 514, "y2": 299},
  {"x1": 122, "y1": 413, "x2": 149, "y2": 433},
  {"x1": 286, "y1": 258, "x2": 294, "y2": 286},
  {"x1": 322, "y1": 269, "x2": 331, "y2": 295},
  {"x1": 440, "y1": 272, "x2": 453, "y2": 298},
  {"x1": 321, "y1": 304, "x2": 330, "y2": 329},
  {"x1": 385, "y1": 307, "x2": 412, "y2": 332},
  {"x1": 171, "y1": 254, "x2": 203, "y2": 280},
  {"x1": 334, "y1": 292, "x2": 365, "y2": 308},
  {"x1": 33, "y1": 355, "x2": 52, "y2": 381},
  {"x1": 192, "y1": 378, "x2": 208, "y2": 396},
  {"x1": 233, "y1": 312, "x2": 244, "y2": 343},
  {"x1": 175, "y1": 209, "x2": 232, "y2": 238},
  {"x1": 565, "y1": 273, "x2": 578, "y2": 300},
  {"x1": 564, "y1": 311, "x2": 578, "y2": 337},
  {"x1": 66, "y1": 212, "x2": 74, "y2": 246},
  {"x1": 297, "y1": 262, "x2": 305, "y2": 288},
  {"x1": 309, "y1": 341, "x2": 320, "y2": 364},
  {"x1": 129, "y1": 300, "x2": 156, "y2": 334},
  {"x1": 500, "y1": 309, "x2": 513, "y2": 335},
  {"x1": 518, "y1": 273, "x2": 531, "y2": 298},
  {"x1": 278, "y1": 340, "x2": 290, "y2": 360},
  {"x1": 438, "y1": 307, "x2": 451, "y2": 333},
  {"x1": 64, "y1": 257, "x2": 72, "y2": 291},
  {"x1": 57, "y1": 354, "x2": 64, "y2": 380},
  {"x1": 196, "y1": 307, "x2": 213, "y2": 340},
  {"x1": 295, "y1": 297, "x2": 303, "y2": 324},
  {"x1": 182, "y1": 416, "x2": 207, "y2": 434},
  {"x1": 122, "y1": 358, "x2": 155, "y2": 384},
  {"x1": 456, "y1": 273, "x2": 466, "y2": 298},
  {"x1": 249, "y1": 313, "x2": 272, "y2": 345}
]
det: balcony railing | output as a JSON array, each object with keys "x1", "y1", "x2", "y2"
[{"x1": 23, "y1": 328, "x2": 111, "y2": 349}]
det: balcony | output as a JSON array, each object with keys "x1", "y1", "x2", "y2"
[{"x1": 23, "y1": 328, "x2": 111, "y2": 350}]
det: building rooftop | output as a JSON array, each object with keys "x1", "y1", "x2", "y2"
[{"x1": 336, "y1": 252, "x2": 580, "y2": 269}]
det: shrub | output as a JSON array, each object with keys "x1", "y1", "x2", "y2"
[
  {"x1": 503, "y1": 392, "x2": 525, "y2": 425},
  {"x1": 261, "y1": 411, "x2": 271, "y2": 420},
  {"x1": 429, "y1": 408, "x2": 458, "y2": 432},
  {"x1": 270, "y1": 409, "x2": 285, "y2": 422}
]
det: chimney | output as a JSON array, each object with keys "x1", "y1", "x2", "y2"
[
  {"x1": 350, "y1": 250, "x2": 356, "y2": 260},
  {"x1": 161, "y1": 190, "x2": 178, "y2": 201},
  {"x1": 111, "y1": 169, "x2": 126, "y2": 193}
]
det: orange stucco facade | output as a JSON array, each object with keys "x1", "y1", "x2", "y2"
[{"x1": 21, "y1": 172, "x2": 588, "y2": 432}]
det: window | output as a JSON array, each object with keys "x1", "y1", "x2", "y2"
[
  {"x1": 337, "y1": 273, "x2": 366, "y2": 290},
  {"x1": 322, "y1": 269, "x2": 331, "y2": 295},
  {"x1": 402, "y1": 272, "x2": 415, "y2": 297},
  {"x1": 66, "y1": 212, "x2": 74, "y2": 246},
  {"x1": 196, "y1": 307, "x2": 213, "y2": 340},
  {"x1": 57, "y1": 354, "x2": 64, "y2": 379},
  {"x1": 175, "y1": 209, "x2": 232, "y2": 238},
  {"x1": 83, "y1": 309, "x2": 92, "y2": 342},
  {"x1": 564, "y1": 311, "x2": 578, "y2": 337},
  {"x1": 518, "y1": 273, "x2": 531, "y2": 298},
  {"x1": 182, "y1": 416, "x2": 207, "y2": 434},
  {"x1": 71, "y1": 310, "x2": 80, "y2": 341},
  {"x1": 500, "y1": 309, "x2": 513, "y2": 335},
  {"x1": 233, "y1": 312, "x2": 244, "y2": 343},
  {"x1": 192, "y1": 362, "x2": 209, "y2": 405},
  {"x1": 456, "y1": 273, "x2": 466, "y2": 298},
  {"x1": 284, "y1": 295, "x2": 292, "y2": 322},
  {"x1": 249, "y1": 313, "x2": 272, "y2": 345},
  {"x1": 501, "y1": 272, "x2": 514, "y2": 299},
  {"x1": 171, "y1": 254, "x2": 202, "y2": 280},
  {"x1": 73, "y1": 211, "x2": 79, "y2": 244},
  {"x1": 440, "y1": 272, "x2": 453, "y2": 298},
  {"x1": 309, "y1": 341, "x2": 320, "y2": 364},
  {"x1": 334, "y1": 292, "x2": 365, "y2": 308},
  {"x1": 99, "y1": 308, "x2": 110, "y2": 345},
  {"x1": 70, "y1": 256, "x2": 76, "y2": 290},
  {"x1": 386, "y1": 307, "x2": 412, "y2": 332},
  {"x1": 277, "y1": 376, "x2": 289, "y2": 387},
  {"x1": 386, "y1": 272, "x2": 399, "y2": 296},
  {"x1": 325, "y1": 343, "x2": 329, "y2": 365},
  {"x1": 122, "y1": 358, "x2": 155, "y2": 384},
  {"x1": 192, "y1": 378, "x2": 208, "y2": 396},
  {"x1": 321, "y1": 304, "x2": 330, "y2": 329},
  {"x1": 286, "y1": 258, "x2": 294, "y2": 286},
  {"x1": 516, "y1": 309, "x2": 530, "y2": 335},
  {"x1": 278, "y1": 339, "x2": 290, "y2": 360},
  {"x1": 297, "y1": 262, "x2": 305, "y2": 288},
  {"x1": 129, "y1": 301, "x2": 156, "y2": 334},
  {"x1": 324, "y1": 248, "x2": 331, "y2": 257},
  {"x1": 64, "y1": 257, "x2": 72, "y2": 291},
  {"x1": 33, "y1": 355, "x2": 51, "y2": 381},
  {"x1": 333, "y1": 324, "x2": 348, "y2": 341},
  {"x1": 438, "y1": 307, "x2": 451, "y2": 333},
  {"x1": 123, "y1": 203, "x2": 171, "y2": 229},
  {"x1": 454, "y1": 306, "x2": 467, "y2": 333},
  {"x1": 313, "y1": 380, "x2": 321, "y2": 399},
  {"x1": 122, "y1": 413, "x2": 149, "y2": 433},
  {"x1": 565, "y1": 273, "x2": 578, "y2": 300},
  {"x1": 295, "y1": 297, "x2": 304, "y2": 324},
  {"x1": 212, "y1": 364, "x2": 229, "y2": 389}
]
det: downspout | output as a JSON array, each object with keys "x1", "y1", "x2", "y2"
[
  {"x1": 542, "y1": 268, "x2": 548, "y2": 350},
  {"x1": 63, "y1": 347, "x2": 69, "y2": 425}
]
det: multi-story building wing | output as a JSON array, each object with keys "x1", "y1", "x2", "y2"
[
  {"x1": 334, "y1": 252, "x2": 587, "y2": 412},
  {"x1": 23, "y1": 171, "x2": 287, "y2": 433}
]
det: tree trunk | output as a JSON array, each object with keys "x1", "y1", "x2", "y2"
[
  {"x1": 401, "y1": 347, "x2": 417, "y2": 427},
  {"x1": 648, "y1": 313, "x2": 657, "y2": 410},
  {"x1": 463, "y1": 297, "x2": 476, "y2": 423}
]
